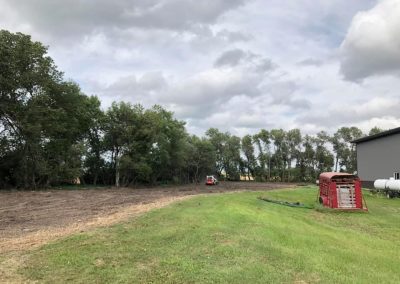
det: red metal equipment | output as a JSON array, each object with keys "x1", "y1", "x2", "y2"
[
  {"x1": 318, "y1": 172, "x2": 366, "y2": 210},
  {"x1": 205, "y1": 175, "x2": 218, "y2": 186}
]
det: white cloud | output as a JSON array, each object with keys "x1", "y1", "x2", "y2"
[
  {"x1": 297, "y1": 58, "x2": 324, "y2": 67},
  {"x1": 355, "y1": 117, "x2": 400, "y2": 133},
  {"x1": 340, "y1": 0, "x2": 400, "y2": 81},
  {"x1": 214, "y1": 49, "x2": 246, "y2": 67},
  {"x1": 0, "y1": 0, "x2": 246, "y2": 39},
  {"x1": 97, "y1": 72, "x2": 168, "y2": 106},
  {"x1": 215, "y1": 29, "x2": 252, "y2": 42},
  {"x1": 297, "y1": 97, "x2": 400, "y2": 129}
]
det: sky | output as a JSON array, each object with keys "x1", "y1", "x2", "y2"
[{"x1": 1, "y1": 0, "x2": 400, "y2": 136}]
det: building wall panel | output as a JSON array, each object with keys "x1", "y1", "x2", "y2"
[{"x1": 357, "y1": 133, "x2": 400, "y2": 182}]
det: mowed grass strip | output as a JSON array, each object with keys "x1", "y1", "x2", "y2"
[{"x1": 21, "y1": 187, "x2": 400, "y2": 283}]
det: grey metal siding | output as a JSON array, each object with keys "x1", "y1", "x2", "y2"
[{"x1": 357, "y1": 133, "x2": 400, "y2": 182}]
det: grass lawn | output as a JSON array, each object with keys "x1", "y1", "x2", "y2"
[{"x1": 21, "y1": 186, "x2": 400, "y2": 283}]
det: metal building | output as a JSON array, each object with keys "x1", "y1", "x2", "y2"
[{"x1": 352, "y1": 127, "x2": 400, "y2": 188}]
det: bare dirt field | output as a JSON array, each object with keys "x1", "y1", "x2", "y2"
[
  {"x1": 0, "y1": 182, "x2": 295, "y2": 283},
  {"x1": 0, "y1": 182, "x2": 293, "y2": 253}
]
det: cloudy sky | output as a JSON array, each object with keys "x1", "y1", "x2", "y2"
[{"x1": 1, "y1": 0, "x2": 400, "y2": 136}]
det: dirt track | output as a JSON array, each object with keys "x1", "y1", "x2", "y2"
[{"x1": 0, "y1": 182, "x2": 293, "y2": 253}]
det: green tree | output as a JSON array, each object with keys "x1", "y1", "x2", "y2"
[
  {"x1": 256, "y1": 129, "x2": 271, "y2": 180},
  {"x1": 146, "y1": 105, "x2": 188, "y2": 184},
  {"x1": 0, "y1": 30, "x2": 98, "y2": 188},
  {"x1": 331, "y1": 127, "x2": 363, "y2": 173},
  {"x1": 313, "y1": 131, "x2": 334, "y2": 175},
  {"x1": 369, "y1": 126, "x2": 384, "y2": 136},
  {"x1": 300, "y1": 134, "x2": 315, "y2": 181},
  {"x1": 104, "y1": 102, "x2": 140, "y2": 187},
  {"x1": 286, "y1": 129, "x2": 302, "y2": 181},
  {"x1": 270, "y1": 129, "x2": 286, "y2": 181},
  {"x1": 206, "y1": 128, "x2": 228, "y2": 178},
  {"x1": 84, "y1": 97, "x2": 106, "y2": 185},
  {"x1": 185, "y1": 135, "x2": 216, "y2": 183},
  {"x1": 224, "y1": 135, "x2": 242, "y2": 180},
  {"x1": 241, "y1": 135, "x2": 256, "y2": 180}
]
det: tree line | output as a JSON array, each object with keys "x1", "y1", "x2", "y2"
[{"x1": 0, "y1": 30, "x2": 384, "y2": 189}]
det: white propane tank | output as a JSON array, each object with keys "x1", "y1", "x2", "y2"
[
  {"x1": 374, "y1": 179, "x2": 388, "y2": 190},
  {"x1": 386, "y1": 180, "x2": 400, "y2": 191}
]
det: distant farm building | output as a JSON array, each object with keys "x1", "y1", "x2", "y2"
[
  {"x1": 352, "y1": 127, "x2": 400, "y2": 188},
  {"x1": 240, "y1": 175, "x2": 254, "y2": 181}
]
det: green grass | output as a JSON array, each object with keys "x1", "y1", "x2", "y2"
[{"x1": 20, "y1": 187, "x2": 400, "y2": 283}]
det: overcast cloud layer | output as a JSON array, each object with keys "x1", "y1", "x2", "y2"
[{"x1": 1, "y1": 0, "x2": 400, "y2": 136}]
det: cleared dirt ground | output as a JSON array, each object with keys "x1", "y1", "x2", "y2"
[{"x1": 0, "y1": 182, "x2": 293, "y2": 253}]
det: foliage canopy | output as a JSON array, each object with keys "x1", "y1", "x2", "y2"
[{"x1": 0, "y1": 30, "x2": 381, "y2": 188}]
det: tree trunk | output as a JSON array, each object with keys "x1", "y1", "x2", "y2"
[
  {"x1": 195, "y1": 164, "x2": 199, "y2": 184},
  {"x1": 115, "y1": 165, "x2": 120, "y2": 187},
  {"x1": 93, "y1": 173, "x2": 98, "y2": 186},
  {"x1": 23, "y1": 165, "x2": 28, "y2": 188},
  {"x1": 268, "y1": 158, "x2": 271, "y2": 181},
  {"x1": 115, "y1": 149, "x2": 120, "y2": 187},
  {"x1": 335, "y1": 156, "x2": 338, "y2": 172},
  {"x1": 32, "y1": 172, "x2": 36, "y2": 190}
]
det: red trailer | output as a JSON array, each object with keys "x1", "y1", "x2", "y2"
[{"x1": 318, "y1": 172, "x2": 366, "y2": 210}]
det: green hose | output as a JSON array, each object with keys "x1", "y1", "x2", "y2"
[{"x1": 258, "y1": 197, "x2": 314, "y2": 209}]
